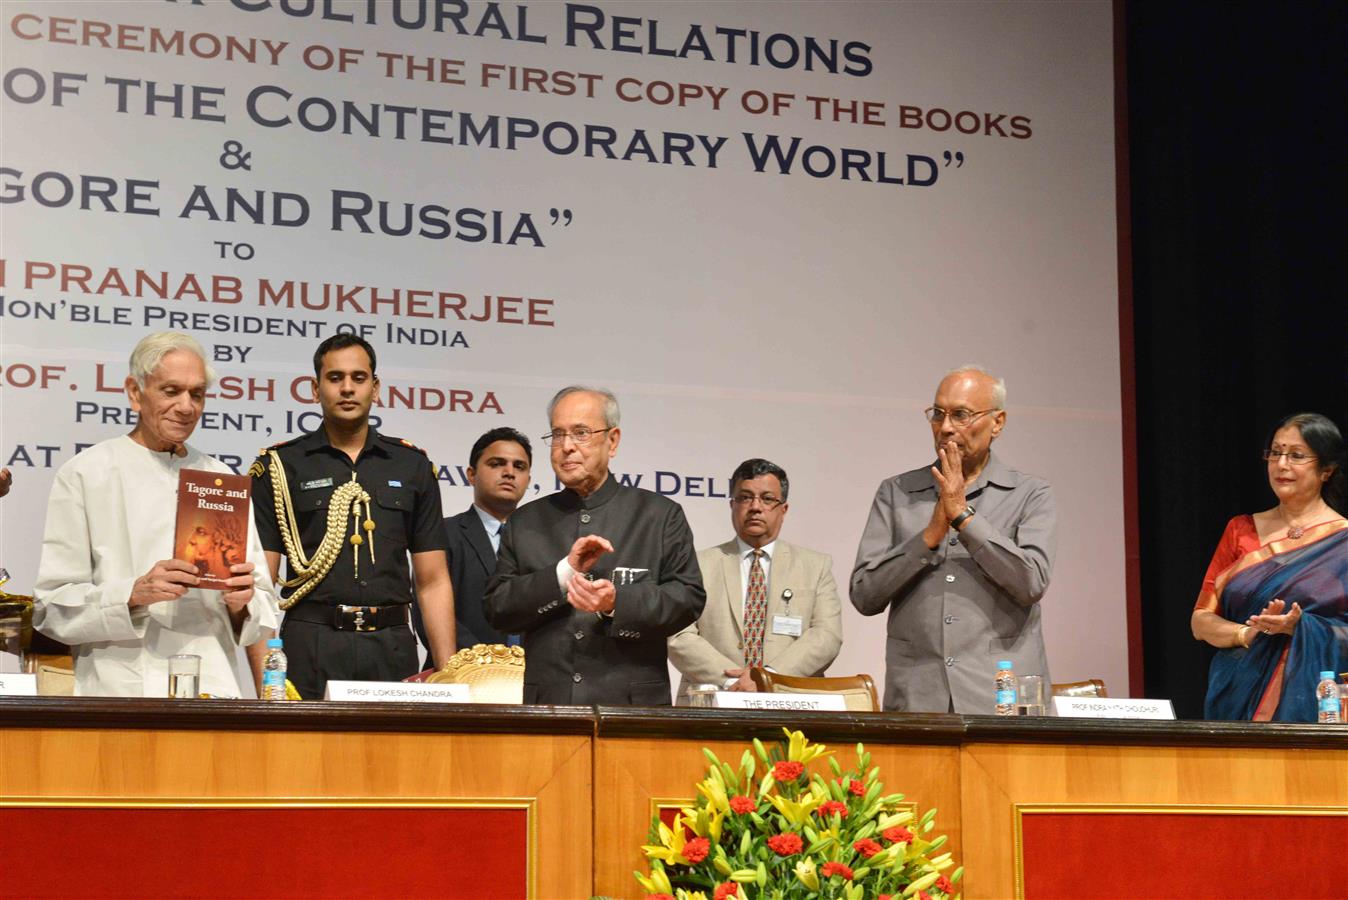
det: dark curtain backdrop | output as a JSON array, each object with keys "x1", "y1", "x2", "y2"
[{"x1": 1127, "y1": 2, "x2": 1348, "y2": 717}]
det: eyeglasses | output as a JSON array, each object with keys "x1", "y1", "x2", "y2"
[
  {"x1": 542, "y1": 427, "x2": 612, "y2": 445},
  {"x1": 924, "y1": 406, "x2": 998, "y2": 427},
  {"x1": 731, "y1": 493, "x2": 785, "y2": 510},
  {"x1": 1262, "y1": 448, "x2": 1318, "y2": 466}
]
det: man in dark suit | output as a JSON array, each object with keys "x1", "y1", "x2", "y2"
[
  {"x1": 414, "y1": 427, "x2": 532, "y2": 657},
  {"x1": 484, "y1": 386, "x2": 705, "y2": 705}
]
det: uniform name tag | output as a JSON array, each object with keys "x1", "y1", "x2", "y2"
[
  {"x1": 300, "y1": 478, "x2": 333, "y2": 491},
  {"x1": 771, "y1": 615, "x2": 803, "y2": 637},
  {"x1": 388, "y1": 480, "x2": 402, "y2": 487}
]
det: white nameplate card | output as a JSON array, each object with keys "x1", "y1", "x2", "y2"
[
  {"x1": 324, "y1": 681, "x2": 471, "y2": 703},
  {"x1": 1052, "y1": 696, "x2": 1175, "y2": 720},
  {"x1": 714, "y1": 692, "x2": 849, "y2": 712},
  {"x1": 771, "y1": 615, "x2": 803, "y2": 637},
  {"x1": 0, "y1": 674, "x2": 38, "y2": 696}
]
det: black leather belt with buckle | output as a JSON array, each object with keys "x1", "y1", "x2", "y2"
[
  {"x1": 287, "y1": 603, "x2": 409, "y2": 633},
  {"x1": 334, "y1": 604, "x2": 408, "y2": 632}
]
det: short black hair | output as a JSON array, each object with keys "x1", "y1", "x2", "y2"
[
  {"x1": 469, "y1": 427, "x2": 533, "y2": 469},
  {"x1": 313, "y1": 334, "x2": 377, "y2": 378},
  {"x1": 1270, "y1": 412, "x2": 1346, "y2": 515},
  {"x1": 730, "y1": 458, "x2": 789, "y2": 501}
]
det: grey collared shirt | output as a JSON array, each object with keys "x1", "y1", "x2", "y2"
[{"x1": 849, "y1": 453, "x2": 1057, "y2": 714}]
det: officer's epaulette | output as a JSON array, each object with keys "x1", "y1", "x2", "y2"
[
  {"x1": 247, "y1": 434, "x2": 305, "y2": 478},
  {"x1": 377, "y1": 433, "x2": 430, "y2": 456},
  {"x1": 377, "y1": 433, "x2": 435, "y2": 469}
]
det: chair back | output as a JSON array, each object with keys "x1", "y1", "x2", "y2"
[
  {"x1": 749, "y1": 668, "x2": 880, "y2": 712},
  {"x1": 1051, "y1": 678, "x2": 1108, "y2": 698},
  {"x1": 427, "y1": 643, "x2": 525, "y2": 704}
]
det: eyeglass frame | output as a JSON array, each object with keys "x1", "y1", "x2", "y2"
[
  {"x1": 1262, "y1": 448, "x2": 1319, "y2": 466},
  {"x1": 923, "y1": 406, "x2": 1000, "y2": 427},
  {"x1": 730, "y1": 493, "x2": 786, "y2": 510},
  {"x1": 542, "y1": 426, "x2": 613, "y2": 446}
]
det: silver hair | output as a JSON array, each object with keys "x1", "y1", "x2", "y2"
[
  {"x1": 944, "y1": 364, "x2": 1007, "y2": 409},
  {"x1": 547, "y1": 385, "x2": 621, "y2": 429},
  {"x1": 129, "y1": 331, "x2": 216, "y2": 388}
]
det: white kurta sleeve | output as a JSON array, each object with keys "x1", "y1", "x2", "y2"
[{"x1": 33, "y1": 463, "x2": 143, "y2": 645}]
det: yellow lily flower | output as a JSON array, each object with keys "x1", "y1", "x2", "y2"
[
  {"x1": 766, "y1": 782, "x2": 826, "y2": 826},
  {"x1": 782, "y1": 728, "x2": 832, "y2": 764},
  {"x1": 697, "y1": 766, "x2": 731, "y2": 813},
  {"x1": 641, "y1": 816, "x2": 689, "y2": 865},
  {"x1": 635, "y1": 866, "x2": 674, "y2": 895},
  {"x1": 877, "y1": 809, "x2": 915, "y2": 830},
  {"x1": 794, "y1": 857, "x2": 820, "y2": 891}
]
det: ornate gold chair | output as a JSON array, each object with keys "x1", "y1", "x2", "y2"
[
  {"x1": 1, "y1": 592, "x2": 74, "y2": 696},
  {"x1": 748, "y1": 668, "x2": 880, "y2": 712},
  {"x1": 1051, "y1": 678, "x2": 1108, "y2": 698},
  {"x1": 427, "y1": 643, "x2": 525, "y2": 704}
]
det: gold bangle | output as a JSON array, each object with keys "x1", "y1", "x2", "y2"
[{"x1": 1235, "y1": 625, "x2": 1250, "y2": 648}]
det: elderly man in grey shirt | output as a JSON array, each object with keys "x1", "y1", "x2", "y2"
[{"x1": 851, "y1": 366, "x2": 1056, "y2": 714}]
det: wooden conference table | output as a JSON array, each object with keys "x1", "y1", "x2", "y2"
[{"x1": 1, "y1": 698, "x2": 1345, "y2": 899}]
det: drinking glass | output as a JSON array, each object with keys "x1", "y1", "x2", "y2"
[
  {"x1": 167, "y1": 654, "x2": 201, "y2": 699},
  {"x1": 1016, "y1": 675, "x2": 1046, "y2": 716}
]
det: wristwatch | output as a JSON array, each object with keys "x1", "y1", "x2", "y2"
[{"x1": 950, "y1": 507, "x2": 976, "y2": 531}]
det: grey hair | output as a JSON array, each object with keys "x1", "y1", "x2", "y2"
[
  {"x1": 547, "y1": 385, "x2": 621, "y2": 429},
  {"x1": 945, "y1": 364, "x2": 1006, "y2": 409},
  {"x1": 129, "y1": 331, "x2": 216, "y2": 388}
]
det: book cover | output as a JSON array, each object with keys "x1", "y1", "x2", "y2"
[{"x1": 174, "y1": 469, "x2": 252, "y2": 591}]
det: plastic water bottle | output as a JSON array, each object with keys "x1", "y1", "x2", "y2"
[
  {"x1": 261, "y1": 638, "x2": 287, "y2": 701},
  {"x1": 995, "y1": 659, "x2": 1017, "y2": 716},
  {"x1": 1316, "y1": 671, "x2": 1340, "y2": 723}
]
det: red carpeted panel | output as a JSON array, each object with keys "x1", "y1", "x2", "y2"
[
  {"x1": 2, "y1": 805, "x2": 528, "y2": 899},
  {"x1": 1021, "y1": 810, "x2": 1348, "y2": 899}
]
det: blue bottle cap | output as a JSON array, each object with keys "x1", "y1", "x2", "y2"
[
  {"x1": 997, "y1": 660, "x2": 1013, "y2": 670},
  {"x1": 1321, "y1": 671, "x2": 1335, "y2": 680},
  {"x1": 267, "y1": 638, "x2": 283, "y2": 649}
]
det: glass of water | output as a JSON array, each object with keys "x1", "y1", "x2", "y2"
[
  {"x1": 167, "y1": 654, "x2": 201, "y2": 699},
  {"x1": 1016, "y1": 675, "x2": 1046, "y2": 716}
]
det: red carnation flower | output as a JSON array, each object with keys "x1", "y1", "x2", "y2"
[
  {"x1": 728, "y1": 795, "x2": 755, "y2": 815},
  {"x1": 713, "y1": 883, "x2": 738, "y2": 900},
  {"x1": 843, "y1": 778, "x2": 866, "y2": 796},
  {"x1": 682, "y1": 836, "x2": 710, "y2": 864},
  {"x1": 883, "y1": 825, "x2": 914, "y2": 844},
  {"x1": 767, "y1": 832, "x2": 804, "y2": 856},
  {"x1": 852, "y1": 838, "x2": 883, "y2": 858},
  {"x1": 646, "y1": 895, "x2": 675, "y2": 900},
  {"x1": 918, "y1": 892, "x2": 933, "y2": 900},
  {"x1": 816, "y1": 800, "x2": 849, "y2": 818},
  {"x1": 820, "y1": 861, "x2": 854, "y2": 880},
  {"x1": 934, "y1": 875, "x2": 955, "y2": 894},
  {"x1": 773, "y1": 760, "x2": 805, "y2": 782}
]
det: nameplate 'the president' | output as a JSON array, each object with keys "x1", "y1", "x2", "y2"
[{"x1": 714, "y1": 692, "x2": 849, "y2": 712}]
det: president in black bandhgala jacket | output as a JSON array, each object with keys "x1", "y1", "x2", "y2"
[{"x1": 484, "y1": 387, "x2": 705, "y2": 705}]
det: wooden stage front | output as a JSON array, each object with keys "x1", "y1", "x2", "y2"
[{"x1": 2, "y1": 699, "x2": 1345, "y2": 898}]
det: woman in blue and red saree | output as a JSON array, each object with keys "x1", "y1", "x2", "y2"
[{"x1": 1192, "y1": 413, "x2": 1348, "y2": 722}]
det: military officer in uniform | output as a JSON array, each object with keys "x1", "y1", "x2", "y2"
[{"x1": 250, "y1": 334, "x2": 455, "y2": 698}]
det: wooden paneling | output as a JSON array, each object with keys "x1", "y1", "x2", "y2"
[
  {"x1": 960, "y1": 742, "x2": 1348, "y2": 898},
  {"x1": 0, "y1": 727, "x2": 592, "y2": 899},
  {"x1": 594, "y1": 735, "x2": 963, "y2": 898}
]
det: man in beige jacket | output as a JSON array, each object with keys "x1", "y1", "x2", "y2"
[{"x1": 669, "y1": 459, "x2": 843, "y2": 703}]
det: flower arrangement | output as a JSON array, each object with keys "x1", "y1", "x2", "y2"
[{"x1": 635, "y1": 728, "x2": 962, "y2": 900}]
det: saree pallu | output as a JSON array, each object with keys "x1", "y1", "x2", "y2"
[{"x1": 1203, "y1": 522, "x2": 1348, "y2": 722}]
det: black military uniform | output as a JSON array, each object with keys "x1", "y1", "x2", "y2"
[{"x1": 251, "y1": 427, "x2": 448, "y2": 698}]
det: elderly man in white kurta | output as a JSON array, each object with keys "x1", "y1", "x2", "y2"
[{"x1": 34, "y1": 332, "x2": 279, "y2": 697}]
